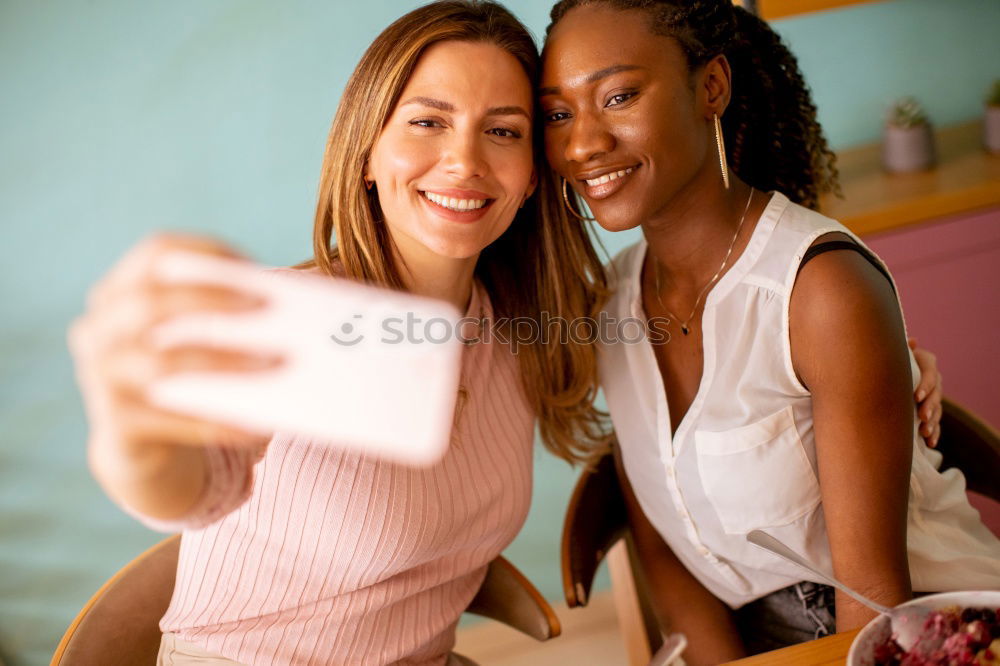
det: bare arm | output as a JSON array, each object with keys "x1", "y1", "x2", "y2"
[
  {"x1": 69, "y1": 234, "x2": 277, "y2": 526},
  {"x1": 614, "y1": 449, "x2": 746, "y2": 664},
  {"x1": 790, "y1": 239, "x2": 913, "y2": 631}
]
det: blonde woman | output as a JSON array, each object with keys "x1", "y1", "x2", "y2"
[{"x1": 67, "y1": 2, "x2": 606, "y2": 664}]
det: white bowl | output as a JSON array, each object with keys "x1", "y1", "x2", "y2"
[{"x1": 848, "y1": 590, "x2": 1000, "y2": 666}]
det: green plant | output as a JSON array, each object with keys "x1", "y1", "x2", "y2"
[
  {"x1": 887, "y1": 96, "x2": 929, "y2": 129},
  {"x1": 987, "y1": 80, "x2": 1000, "y2": 107}
]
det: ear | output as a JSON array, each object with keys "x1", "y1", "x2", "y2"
[{"x1": 700, "y1": 54, "x2": 732, "y2": 119}]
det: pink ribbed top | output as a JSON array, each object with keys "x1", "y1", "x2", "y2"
[{"x1": 128, "y1": 276, "x2": 535, "y2": 665}]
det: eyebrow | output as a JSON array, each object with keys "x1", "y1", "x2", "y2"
[
  {"x1": 400, "y1": 96, "x2": 530, "y2": 119},
  {"x1": 537, "y1": 64, "x2": 643, "y2": 97}
]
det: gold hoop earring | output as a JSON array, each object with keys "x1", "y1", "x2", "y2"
[
  {"x1": 714, "y1": 113, "x2": 730, "y2": 190},
  {"x1": 561, "y1": 178, "x2": 594, "y2": 221}
]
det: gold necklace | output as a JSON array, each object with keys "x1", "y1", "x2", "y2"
[{"x1": 653, "y1": 188, "x2": 755, "y2": 336}]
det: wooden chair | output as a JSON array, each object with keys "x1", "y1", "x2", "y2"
[
  {"x1": 935, "y1": 398, "x2": 1000, "y2": 503},
  {"x1": 560, "y1": 398, "x2": 1000, "y2": 665},
  {"x1": 561, "y1": 449, "x2": 661, "y2": 666},
  {"x1": 53, "y1": 536, "x2": 559, "y2": 665}
]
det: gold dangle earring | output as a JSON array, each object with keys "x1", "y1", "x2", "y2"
[
  {"x1": 561, "y1": 177, "x2": 594, "y2": 221},
  {"x1": 714, "y1": 113, "x2": 730, "y2": 190}
]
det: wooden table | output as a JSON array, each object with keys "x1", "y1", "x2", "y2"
[{"x1": 721, "y1": 629, "x2": 861, "y2": 665}]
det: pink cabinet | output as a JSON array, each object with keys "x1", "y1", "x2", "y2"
[
  {"x1": 866, "y1": 206, "x2": 1000, "y2": 532},
  {"x1": 865, "y1": 206, "x2": 1000, "y2": 429}
]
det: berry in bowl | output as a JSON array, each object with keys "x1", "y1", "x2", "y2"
[{"x1": 848, "y1": 591, "x2": 1000, "y2": 666}]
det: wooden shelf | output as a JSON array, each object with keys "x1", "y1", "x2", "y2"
[
  {"x1": 818, "y1": 121, "x2": 1000, "y2": 237},
  {"x1": 757, "y1": 0, "x2": 886, "y2": 20}
]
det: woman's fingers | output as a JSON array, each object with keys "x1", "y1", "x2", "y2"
[
  {"x1": 919, "y1": 418, "x2": 941, "y2": 448},
  {"x1": 111, "y1": 389, "x2": 273, "y2": 451},
  {"x1": 911, "y1": 346, "x2": 938, "y2": 402},
  {"x1": 104, "y1": 343, "x2": 283, "y2": 392},
  {"x1": 918, "y1": 388, "x2": 941, "y2": 423},
  {"x1": 88, "y1": 232, "x2": 251, "y2": 312},
  {"x1": 906, "y1": 339, "x2": 943, "y2": 448},
  {"x1": 917, "y1": 387, "x2": 942, "y2": 447},
  {"x1": 69, "y1": 232, "x2": 281, "y2": 454},
  {"x1": 89, "y1": 282, "x2": 266, "y2": 350}
]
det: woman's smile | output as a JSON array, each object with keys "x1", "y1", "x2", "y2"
[
  {"x1": 419, "y1": 188, "x2": 495, "y2": 222},
  {"x1": 578, "y1": 164, "x2": 640, "y2": 199}
]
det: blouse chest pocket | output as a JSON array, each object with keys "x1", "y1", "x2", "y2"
[{"x1": 694, "y1": 406, "x2": 822, "y2": 535}]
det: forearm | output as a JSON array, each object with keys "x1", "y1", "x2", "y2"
[
  {"x1": 615, "y1": 449, "x2": 745, "y2": 663},
  {"x1": 89, "y1": 437, "x2": 209, "y2": 522},
  {"x1": 832, "y1": 560, "x2": 911, "y2": 632},
  {"x1": 835, "y1": 588, "x2": 909, "y2": 633},
  {"x1": 643, "y1": 555, "x2": 745, "y2": 665}
]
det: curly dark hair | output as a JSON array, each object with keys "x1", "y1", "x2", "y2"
[{"x1": 545, "y1": 0, "x2": 839, "y2": 209}]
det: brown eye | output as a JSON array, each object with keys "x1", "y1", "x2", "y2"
[
  {"x1": 487, "y1": 127, "x2": 522, "y2": 139},
  {"x1": 606, "y1": 92, "x2": 637, "y2": 108}
]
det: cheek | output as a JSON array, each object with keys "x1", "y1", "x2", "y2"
[
  {"x1": 644, "y1": 97, "x2": 703, "y2": 164},
  {"x1": 371, "y1": 135, "x2": 434, "y2": 186},
  {"x1": 543, "y1": 128, "x2": 568, "y2": 175},
  {"x1": 493, "y1": 146, "x2": 535, "y2": 194}
]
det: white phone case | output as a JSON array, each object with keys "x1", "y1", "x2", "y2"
[{"x1": 146, "y1": 250, "x2": 464, "y2": 466}]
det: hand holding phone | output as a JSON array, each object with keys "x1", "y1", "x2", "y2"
[{"x1": 147, "y1": 249, "x2": 464, "y2": 466}]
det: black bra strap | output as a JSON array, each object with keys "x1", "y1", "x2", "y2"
[{"x1": 797, "y1": 240, "x2": 895, "y2": 294}]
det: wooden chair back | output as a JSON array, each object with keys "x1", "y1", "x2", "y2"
[
  {"x1": 936, "y1": 397, "x2": 1000, "y2": 502},
  {"x1": 53, "y1": 536, "x2": 559, "y2": 665}
]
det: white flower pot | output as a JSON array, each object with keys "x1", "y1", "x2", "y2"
[
  {"x1": 985, "y1": 105, "x2": 1000, "y2": 154},
  {"x1": 882, "y1": 124, "x2": 936, "y2": 173}
]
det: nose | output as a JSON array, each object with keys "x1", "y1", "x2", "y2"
[
  {"x1": 442, "y1": 130, "x2": 487, "y2": 181},
  {"x1": 564, "y1": 110, "x2": 615, "y2": 165}
]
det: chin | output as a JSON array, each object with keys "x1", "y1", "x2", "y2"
[
  {"x1": 590, "y1": 206, "x2": 644, "y2": 234},
  {"x1": 422, "y1": 236, "x2": 492, "y2": 261}
]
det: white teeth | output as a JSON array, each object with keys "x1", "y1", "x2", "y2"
[
  {"x1": 423, "y1": 191, "x2": 488, "y2": 211},
  {"x1": 585, "y1": 167, "x2": 635, "y2": 187}
]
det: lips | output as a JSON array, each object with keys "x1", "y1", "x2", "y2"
[
  {"x1": 419, "y1": 188, "x2": 494, "y2": 213},
  {"x1": 418, "y1": 189, "x2": 496, "y2": 223},
  {"x1": 575, "y1": 164, "x2": 640, "y2": 200},
  {"x1": 580, "y1": 167, "x2": 636, "y2": 187}
]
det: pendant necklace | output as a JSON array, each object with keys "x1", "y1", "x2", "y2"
[{"x1": 653, "y1": 188, "x2": 755, "y2": 336}]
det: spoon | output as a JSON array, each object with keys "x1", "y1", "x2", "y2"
[
  {"x1": 746, "y1": 530, "x2": 933, "y2": 652},
  {"x1": 649, "y1": 632, "x2": 687, "y2": 666}
]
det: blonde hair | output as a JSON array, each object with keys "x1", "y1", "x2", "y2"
[{"x1": 296, "y1": 1, "x2": 611, "y2": 464}]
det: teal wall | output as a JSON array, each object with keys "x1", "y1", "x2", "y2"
[{"x1": 2, "y1": 1, "x2": 997, "y2": 663}]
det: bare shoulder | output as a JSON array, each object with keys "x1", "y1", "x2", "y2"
[
  {"x1": 791, "y1": 232, "x2": 897, "y2": 327},
  {"x1": 789, "y1": 232, "x2": 908, "y2": 388}
]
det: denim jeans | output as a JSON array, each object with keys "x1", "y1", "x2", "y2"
[{"x1": 734, "y1": 581, "x2": 837, "y2": 655}]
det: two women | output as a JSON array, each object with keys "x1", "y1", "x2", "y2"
[{"x1": 68, "y1": 1, "x2": 967, "y2": 664}]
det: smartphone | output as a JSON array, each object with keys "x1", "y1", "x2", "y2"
[{"x1": 146, "y1": 250, "x2": 464, "y2": 466}]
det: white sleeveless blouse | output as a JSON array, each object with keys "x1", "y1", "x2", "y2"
[{"x1": 599, "y1": 192, "x2": 1000, "y2": 608}]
